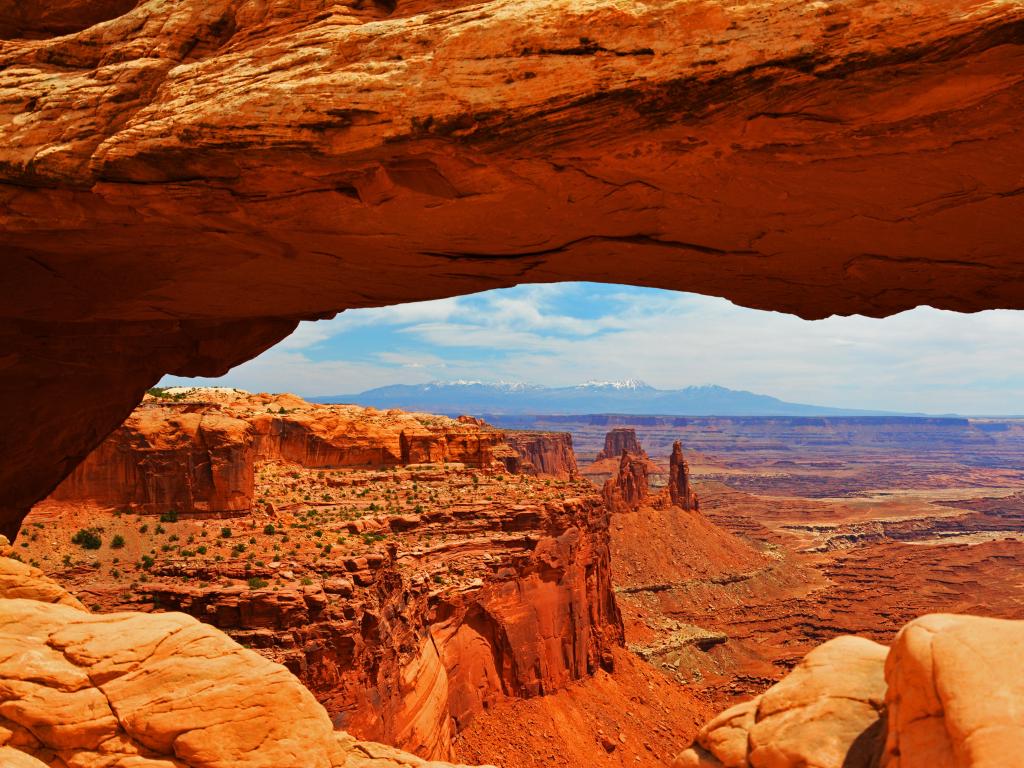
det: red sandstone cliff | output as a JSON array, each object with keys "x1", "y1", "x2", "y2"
[
  {"x1": 50, "y1": 404, "x2": 255, "y2": 514},
  {"x1": 602, "y1": 452, "x2": 651, "y2": 514},
  {"x1": 666, "y1": 441, "x2": 699, "y2": 512},
  {"x1": 500, "y1": 432, "x2": 579, "y2": 480},
  {"x1": 596, "y1": 429, "x2": 648, "y2": 462},
  {"x1": 31, "y1": 390, "x2": 623, "y2": 761}
]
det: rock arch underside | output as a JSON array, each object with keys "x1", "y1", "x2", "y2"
[{"x1": 2, "y1": 0, "x2": 1024, "y2": 539}]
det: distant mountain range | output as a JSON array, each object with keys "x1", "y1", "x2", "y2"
[{"x1": 311, "y1": 380, "x2": 919, "y2": 417}]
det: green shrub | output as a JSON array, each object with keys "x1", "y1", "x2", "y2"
[
  {"x1": 160, "y1": 510, "x2": 178, "y2": 523},
  {"x1": 111, "y1": 534, "x2": 126, "y2": 549},
  {"x1": 71, "y1": 529, "x2": 102, "y2": 550},
  {"x1": 263, "y1": 524, "x2": 276, "y2": 535},
  {"x1": 248, "y1": 577, "x2": 269, "y2": 589},
  {"x1": 140, "y1": 554, "x2": 155, "y2": 570},
  {"x1": 220, "y1": 527, "x2": 232, "y2": 538}
]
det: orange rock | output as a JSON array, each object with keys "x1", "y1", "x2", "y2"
[
  {"x1": 0, "y1": 554, "x2": 491, "y2": 768},
  {"x1": 881, "y1": 614, "x2": 1024, "y2": 768}
]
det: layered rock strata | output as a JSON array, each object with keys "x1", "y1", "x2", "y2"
[
  {"x1": 3, "y1": 0, "x2": 1024, "y2": 536},
  {"x1": 0, "y1": 548, "x2": 486, "y2": 768},
  {"x1": 596, "y1": 429, "x2": 648, "y2": 462},
  {"x1": 499, "y1": 432, "x2": 578, "y2": 480},
  {"x1": 47, "y1": 391, "x2": 554, "y2": 516},
  {"x1": 24, "y1": 390, "x2": 624, "y2": 761}
]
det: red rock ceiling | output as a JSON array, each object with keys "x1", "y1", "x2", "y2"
[{"x1": 2, "y1": 0, "x2": 1024, "y2": 535}]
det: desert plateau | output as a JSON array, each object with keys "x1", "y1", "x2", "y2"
[{"x1": 3, "y1": 0, "x2": 1024, "y2": 765}]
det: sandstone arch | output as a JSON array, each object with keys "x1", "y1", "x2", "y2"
[{"x1": 2, "y1": 0, "x2": 1024, "y2": 535}]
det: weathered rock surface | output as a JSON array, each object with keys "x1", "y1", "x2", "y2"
[
  {"x1": 666, "y1": 441, "x2": 699, "y2": 512},
  {"x1": 0, "y1": 553, "x2": 486, "y2": 768},
  {"x1": 2, "y1": 0, "x2": 1024, "y2": 535},
  {"x1": 602, "y1": 451, "x2": 651, "y2": 513},
  {"x1": 675, "y1": 635, "x2": 889, "y2": 768},
  {"x1": 26, "y1": 390, "x2": 623, "y2": 761},
  {"x1": 596, "y1": 430, "x2": 648, "y2": 462},
  {"x1": 47, "y1": 391, "x2": 541, "y2": 515},
  {"x1": 881, "y1": 613, "x2": 1024, "y2": 768},
  {"x1": 500, "y1": 432, "x2": 578, "y2": 480},
  {"x1": 676, "y1": 613, "x2": 1024, "y2": 768},
  {"x1": 50, "y1": 404, "x2": 256, "y2": 515}
]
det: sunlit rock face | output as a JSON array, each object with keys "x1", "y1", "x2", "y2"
[
  {"x1": 2, "y1": 0, "x2": 1024, "y2": 533},
  {"x1": 675, "y1": 613, "x2": 1024, "y2": 768},
  {"x1": 0, "y1": 547, "x2": 488, "y2": 768}
]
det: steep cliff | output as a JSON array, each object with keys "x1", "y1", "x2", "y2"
[
  {"x1": 501, "y1": 432, "x2": 579, "y2": 480},
  {"x1": 0, "y1": 547, "x2": 486, "y2": 768},
  {"x1": 50, "y1": 404, "x2": 256, "y2": 515},
  {"x1": 25, "y1": 391, "x2": 624, "y2": 761},
  {"x1": 3, "y1": 0, "x2": 1024, "y2": 536},
  {"x1": 665, "y1": 441, "x2": 699, "y2": 512},
  {"x1": 596, "y1": 429, "x2": 648, "y2": 462}
]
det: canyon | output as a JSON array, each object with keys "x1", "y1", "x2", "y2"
[
  {"x1": 3, "y1": 0, "x2": 1024, "y2": 539},
  {"x1": 4, "y1": 0, "x2": 1024, "y2": 762},
  {"x1": 22, "y1": 389, "x2": 621, "y2": 761},
  {"x1": 10, "y1": 392, "x2": 1024, "y2": 766}
]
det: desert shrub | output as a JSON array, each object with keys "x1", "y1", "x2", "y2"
[
  {"x1": 220, "y1": 527, "x2": 232, "y2": 538},
  {"x1": 160, "y1": 510, "x2": 178, "y2": 523},
  {"x1": 248, "y1": 577, "x2": 268, "y2": 589},
  {"x1": 140, "y1": 554, "x2": 155, "y2": 570},
  {"x1": 263, "y1": 524, "x2": 276, "y2": 535},
  {"x1": 111, "y1": 534, "x2": 126, "y2": 549},
  {"x1": 71, "y1": 529, "x2": 102, "y2": 550}
]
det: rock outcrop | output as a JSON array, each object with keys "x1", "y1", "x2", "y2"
[
  {"x1": 46, "y1": 392, "x2": 526, "y2": 515},
  {"x1": 666, "y1": 441, "x2": 699, "y2": 512},
  {"x1": 675, "y1": 613, "x2": 1024, "y2": 768},
  {"x1": 596, "y1": 430, "x2": 648, "y2": 462},
  {"x1": 602, "y1": 452, "x2": 651, "y2": 514},
  {"x1": 50, "y1": 404, "x2": 256, "y2": 515},
  {"x1": 501, "y1": 432, "x2": 579, "y2": 480},
  {"x1": 0, "y1": 550, "x2": 485, "y2": 768},
  {"x1": 3, "y1": 0, "x2": 1024, "y2": 536},
  {"x1": 25, "y1": 390, "x2": 623, "y2": 761}
]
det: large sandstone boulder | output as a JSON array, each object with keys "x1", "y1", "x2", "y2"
[
  {"x1": 0, "y1": 555, "x2": 486, "y2": 768},
  {"x1": 881, "y1": 614, "x2": 1024, "y2": 768},
  {"x1": 677, "y1": 614, "x2": 1024, "y2": 768},
  {"x1": 675, "y1": 635, "x2": 889, "y2": 768}
]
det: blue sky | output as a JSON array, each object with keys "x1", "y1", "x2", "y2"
[{"x1": 162, "y1": 282, "x2": 1024, "y2": 414}]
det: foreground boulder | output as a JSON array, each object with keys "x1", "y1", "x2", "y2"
[
  {"x1": 676, "y1": 614, "x2": 1024, "y2": 768},
  {"x1": 675, "y1": 635, "x2": 888, "y2": 768},
  {"x1": 0, "y1": 553, "x2": 485, "y2": 768}
]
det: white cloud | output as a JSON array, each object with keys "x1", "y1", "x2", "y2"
[{"x1": 162, "y1": 284, "x2": 1024, "y2": 414}]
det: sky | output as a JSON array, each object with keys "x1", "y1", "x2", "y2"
[{"x1": 161, "y1": 282, "x2": 1024, "y2": 415}]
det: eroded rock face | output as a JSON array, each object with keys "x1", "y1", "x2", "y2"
[
  {"x1": 881, "y1": 614, "x2": 1024, "y2": 768},
  {"x1": 596, "y1": 430, "x2": 648, "y2": 462},
  {"x1": 50, "y1": 404, "x2": 256, "y2": 515},
  {"x1": 2, "y1": 0, "x2": 1024, "y2": 535},
  {"x1": 666, "y1": 441, "x2": 699, "y2": 512},
  {"x1": 500, "y1": 432, "x2": 579, "y2": 480},
  {"x1": 0, "y1": 551, "x2": 486, "y2": 768},
  {"x1": 602, "y1": 452, "x2": 651, "y2": 513},
  {"x1": 26, "y1": 391, "x2": 623, "y2": 761}
]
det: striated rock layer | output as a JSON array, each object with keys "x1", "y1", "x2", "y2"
[
  {"x1": 0, "y1": 548, "x2": 487, "y2": 768},
  {"x1": 3, "y1": 0, "x2": 1024, "y2": 534},
  {"x1": 26, "y1": 390, "x2": 624, "y2": 761}
]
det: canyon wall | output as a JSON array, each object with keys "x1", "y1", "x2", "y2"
[
  {"x1": 31, "y1": 391, "x2": 623, "y2": 760},
  {"x1": 500, "y1": 432, "x2": 579, "y2": 480},
  {"x1": 596, "y1": 429, "x2": 647, "y2": 462},
  {"x1": 47, "y1": 394, "x2": 546, "y2": 516},
  {"x1": 3, "y1": 0, "x2": 1024, "y2": 535},
  {"x1": 0, "y1": 548, "x2": 483, "y2": 768},
  {"x1": 50, "y1": 404, "x2": 256, "y2": 514}
]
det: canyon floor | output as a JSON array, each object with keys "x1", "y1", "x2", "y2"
[{"x1": 14, "y1": 398, "x2": 1024, "y2": 767}]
